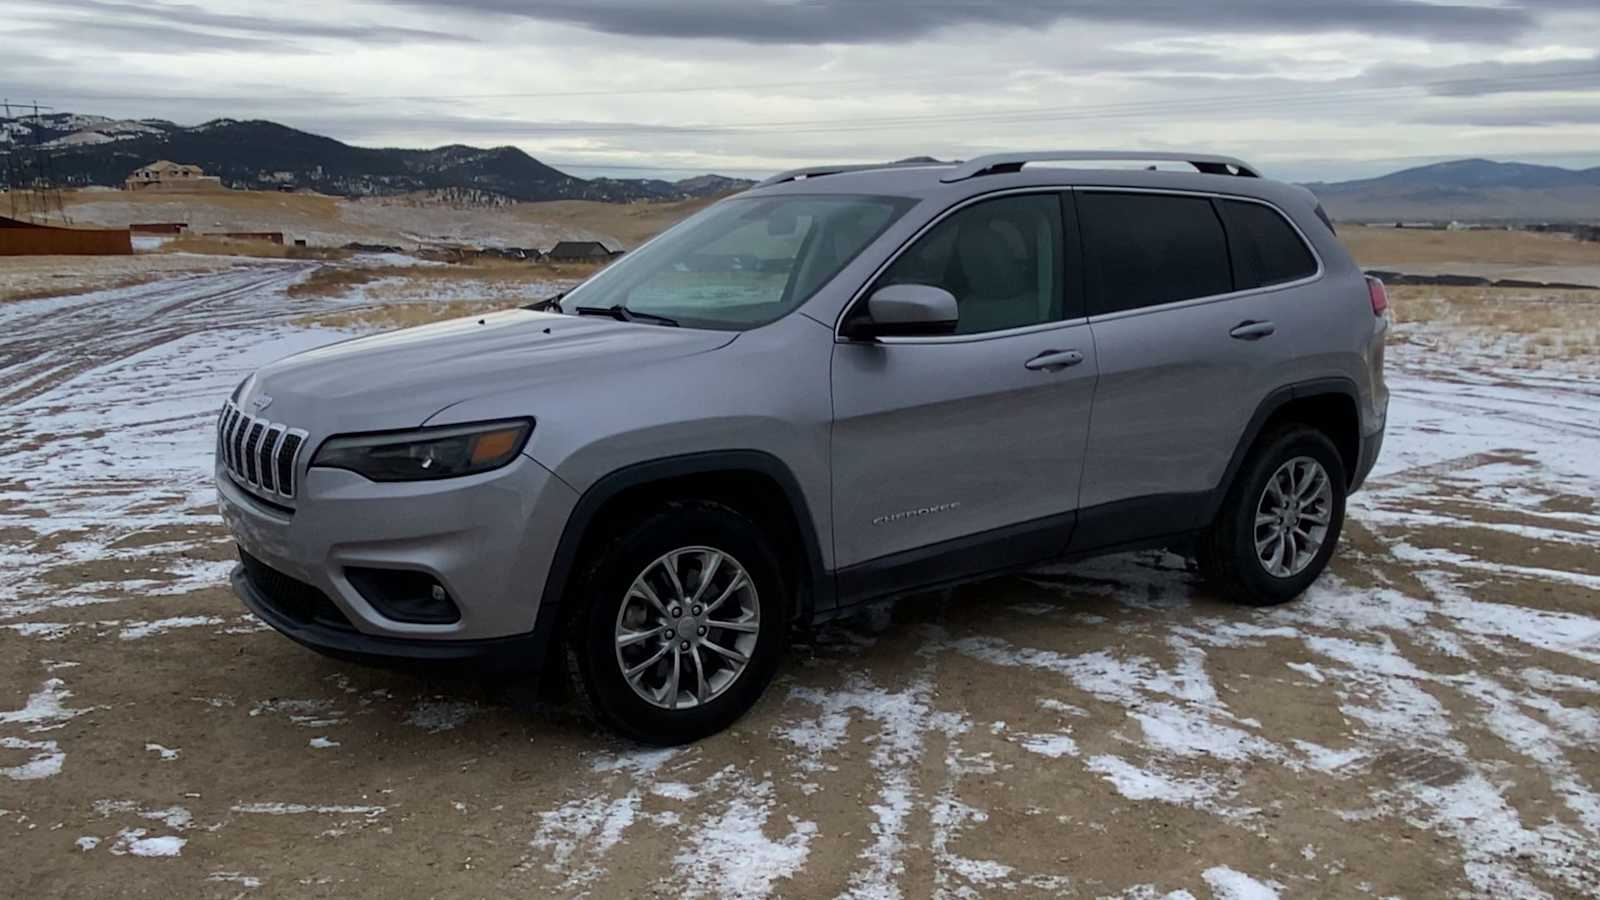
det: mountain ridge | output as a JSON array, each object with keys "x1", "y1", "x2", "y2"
[
  {"x1": 1304, "y1": 158, "x2": 1600, "y2": 223},
  {"x1": 0, "y1": 112, "x2": 752, "y2": 203},
  {"x1": 3, "y1": 112, "x2": 1598, "y2": 219}
]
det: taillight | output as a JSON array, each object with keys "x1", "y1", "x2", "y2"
[{"x1": 1365, "y1": 275, "x2": 1389, "y2": 316}]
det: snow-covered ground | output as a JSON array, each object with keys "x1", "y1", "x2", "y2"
[{"x1": 1, "y1": 271, "x2": 1597, "y2": 898}]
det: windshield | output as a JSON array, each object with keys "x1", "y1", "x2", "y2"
[{"x1": 559, "y1": 194, "x2": 914, "y2": 329}]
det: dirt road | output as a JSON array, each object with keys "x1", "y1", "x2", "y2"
[{"x1": 2, "y1": 270, "x2": 1598, "y2": 899}]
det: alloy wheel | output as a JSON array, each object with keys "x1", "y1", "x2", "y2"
[
  {"x1": 1253, "y1": 456, "x2": 1334, "y2": 578},
  {"x1": 613, "y1": 546, "x2": 761, "y2": 710}
]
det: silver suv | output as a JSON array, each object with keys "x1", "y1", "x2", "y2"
[{"x1": 217, "y1": 152, "x2": 1389, "y2": 744}]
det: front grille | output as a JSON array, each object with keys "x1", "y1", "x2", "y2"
[
  {"x1": 238, "y1": 548, "x2": 354, "y2": 631},
  {"x1": 218, "y1": 401, "x2": 309, "y2": 500}
]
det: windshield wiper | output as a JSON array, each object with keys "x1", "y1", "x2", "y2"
[
  {"x1": 574, "y1": 304, "x2": 679, "y2": 327},
  {"x1": 522, "y1": 291, "x2": 566, "y2": 311}
]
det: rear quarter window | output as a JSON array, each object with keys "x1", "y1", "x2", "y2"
[
  {"x1": 1218, "y1": 199, "x2": 1319, "y2": 289},
  {"x1": 1078, "y1": 192, "x2": 1233, "y2": 315}
]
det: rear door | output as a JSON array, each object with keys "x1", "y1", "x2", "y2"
[
  {"x1": 1074, "y1": 189, "x2": 1312, "y2": 544},
  {"x1": 830, "y1": 192, "x2": 1097, "y2": 580}
]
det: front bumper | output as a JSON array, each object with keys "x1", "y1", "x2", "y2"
[
  {"x1": 232, "y1": 562, "x2": 555, "y2": 667},
  {"x1": 218, "y1": 452, "x2": 580, "y2": 652}
]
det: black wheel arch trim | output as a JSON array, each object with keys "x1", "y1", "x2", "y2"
[
  {"x1": 1202, "y1": 377, "x2": 1362, "y2": 526},
  {"x1": 539, "y1": 450, "x2": 834, "y2": 628}
]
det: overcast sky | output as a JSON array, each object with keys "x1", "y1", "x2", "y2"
[{"x1": 4, "y1": 0, "x2": 1599, "y2": 182}]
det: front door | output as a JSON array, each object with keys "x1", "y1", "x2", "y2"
[{"x1": 830, "y1": 192, "x2": 1097, "y2": 586}]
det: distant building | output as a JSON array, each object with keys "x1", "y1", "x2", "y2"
[
  {"x1": 124, "y1": 161, "x2": 225, "y2": 192},
  {"x1": 547, "y1": 240, "x2": 620, "y2": 261}
]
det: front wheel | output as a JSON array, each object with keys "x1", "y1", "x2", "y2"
[
  {"x1": 1200, "y1": 425, "x2": 1346, "y2": 606},
  {"x1": 564, "y1": 500, "x2": 790, "y2": 744}
]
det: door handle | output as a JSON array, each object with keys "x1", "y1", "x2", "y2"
[
  {"x1": 1024, "y1": 349, "x2": 1085, "y2": 371},
  {"x1": 1229, "y1": 320, "x2": 1276, "y2": 340}
]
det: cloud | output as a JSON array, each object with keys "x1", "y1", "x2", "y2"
[
  {"x1": 7, "y1": 20, "x2": 286, "y2": 53},
  {"x1": 387, "y1": 0, "x2": 1540, "y2": 46},
  {"x1": 1393, "y1": 55, "x2": 1600, "y2": 97},
  {"x1": 23, "y1": 0, "x2": 473, "y2": 47},
  {"x1": 1416, "y1": 104, "x2": 1600, "y2": 127}
]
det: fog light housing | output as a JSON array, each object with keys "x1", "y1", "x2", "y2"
[{"x1": 344, "y1": 567, "x2": 461, "y2": 624}]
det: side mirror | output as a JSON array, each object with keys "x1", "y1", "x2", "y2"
[{"x1": 843, "y1": 284, "x2": 959, "y2": 340}]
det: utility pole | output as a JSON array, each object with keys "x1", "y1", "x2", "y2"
[{"x1": 0, "y1": 97, "x2": 67, "y2": 224}]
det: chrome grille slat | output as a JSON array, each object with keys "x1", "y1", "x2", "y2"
[
  {"x1": 242, "y1": 422, "x2": 265, "y2": 484},
  {"x1": 258, "y1": 425, "x2": 285, "y2": 492},
  {"x1": 217, "y1": 401, "x2": 309, "y2": 501},
  {"x1": 276, "y1": 432, "x2": 304, "y2": 497},
  {"x1": 231, "y1": 412, "x2": 252, "y2": 474},
  {"x1": 222, "y1": 408, "x2": 242, "y2": 470}
]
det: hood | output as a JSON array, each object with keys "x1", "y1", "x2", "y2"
[{"x1": 240, "y1": 309, "x2": 735, "y2": 434}]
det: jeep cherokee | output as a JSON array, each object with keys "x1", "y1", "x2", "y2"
[{"x1": 217, "y1": 151, "x2": 1389, "y2": 744}]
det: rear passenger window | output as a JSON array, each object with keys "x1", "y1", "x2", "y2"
[
  {"x1": 874, "y1": 194, "x2": 1065, "y2": 335},
  {"x1": 1079, "y1": 192, "x2": 1232, "y2": 314},
  {"x1": 1219, "y1": 199, "x2": 1318, "y2": 288}
]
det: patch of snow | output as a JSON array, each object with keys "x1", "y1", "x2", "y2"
[
  {"x1": 117, "y1": 616, "x2": 225, "y2": 640},
  {"x1": 530, "y1": 793, "x2": 641, "y2": 890},
  {"x1": 230, "y1": 802, "x2": 384, "y2": 817},
  {"x1": 207, "y1": 871, "x2": 263, "y2": 889},
  {"x1": 1202, "y1": 866, "x2": 1281, "y2": 900},
  {"x1": 110, "y1": 828, "x2": 186, "y2": 858},
  {"x1": 589, "y1": 746, "x2": 679, "y2": 776},
  {"x1": 144, "y1": 743, "x2": 179, "y2": 760},
  {"x1": 0, "y1": 678, "x2": 89, "y2": 730},
  {"x1": 1, "y1": 736, "x2": 64, "y2": 780},
  {"x1": 672, "y1": 779, "x2": 816, "y2": 900},
  {"x1": 1017, "y1": 733, "x2": 1079, "y2": 759}
]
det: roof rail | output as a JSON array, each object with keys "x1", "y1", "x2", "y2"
[
  {"x1": 939, "y1": 151, "x2": 1260, "y2": 183},
  {"x1": 754, "y1": 160, "x2": 951, "y2": 189}
]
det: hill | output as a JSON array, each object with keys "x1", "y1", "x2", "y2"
[
  {"x1": 0, "y1": 112, "x2": 751, "y2": 203},
  {"x1": 1305, "y1": 159, "x2": 1600, "y2": 223}
]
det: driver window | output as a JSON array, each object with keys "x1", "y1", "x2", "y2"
[{"x1": 874, "y1": 194, "x2": 1064, "y2": 335}]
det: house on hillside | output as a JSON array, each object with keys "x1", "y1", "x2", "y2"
[
  {"x1": 547, "y1": 240, "x2": 620, "y2": 261},
  {"x1": 124, "y1": 161, "x2": 225, "y2": 192}
]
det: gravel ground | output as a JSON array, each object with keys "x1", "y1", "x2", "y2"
[{"x1": 1, "y1": 269, "x2": 1597, "y2": 899}]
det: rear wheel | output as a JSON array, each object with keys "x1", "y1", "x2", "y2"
[
  {"x1": 1200, "y1": 426, "x2": 1346, "y2": 606},
  {"x1": 564, "y1": 500, "x2": 789, "y2": 744}
]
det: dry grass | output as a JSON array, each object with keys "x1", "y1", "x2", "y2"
[
  {"x1": 60, "y1": 188, "x2": 348, "y2": 223},
  {"x1": 512, "y1": 195, "x2": 722, "y2": 245},
  {"x1": 293, "y1": 300, "x2": 499, "y2": 330},
  {"x1": 159, "y1": 236, "x2": 347, "y2": 260},
  {"x1": 55, "y1": 188, "x2": 716, "y2": 253},
  {"x1": 286, "y1": 266, "x2": 380, "y2": 298},
  {"x1": 1343, "y1": 225, "x2": 1600, "y2": 268},
  {"x1": 1389, "y1": 285, "x2": 1600, "y2": 361},
  {"x1": 286, "y1": 257, "x2": 602, "y2": 299}
]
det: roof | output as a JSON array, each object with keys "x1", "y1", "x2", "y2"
[
  {"x1": 753, "y1": 151, "x2": 1259, "y2": 191},
  {"x1": 132, "y1": 160, "x2": 202, "y2": 174},
  {"x1": 742, "y1": 153, "x2": 1316, "y2": 215},
  {"x1": 548, "y1": 240, "x2": 614, "y2": 253}
]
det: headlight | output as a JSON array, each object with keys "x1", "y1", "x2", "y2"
[{"x1": 311, "y1": 419, "x2": 532, "y2": 482}]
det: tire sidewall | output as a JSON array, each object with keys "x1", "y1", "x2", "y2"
[
  {"x1": 570, "y1": 503, "x2": 789, "y2": 744},
  {"x1": 1224, "y1": 429, "x2": 1347, "y2": 603}
]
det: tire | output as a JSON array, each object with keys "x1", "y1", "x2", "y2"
[
  {"x1": 1199, "y1": 425, "x2": 1347, "y2": 607},
  {"x1": 563, "y1": 499, "x2": 790, "y2": 745}
]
